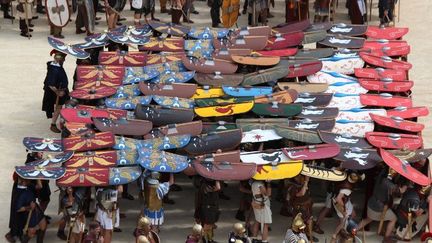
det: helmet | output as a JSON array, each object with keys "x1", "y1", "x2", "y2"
[
  {"x1": 298, "y1": 240, "x2": 306, "y2": 243},
  {"x1": 150, "y1": 171, "x2": 161, "y2": 179},
  {"x1": 137, "y1": 216, "x2": 151, "y2": 229},
  {"x1": 387, "y1": 167, "x2": 398, "y2": 178},
  {"x1": 420, "y1": 185, "x2": 431, "y2": 195},
  {"x1": 137, "y1": 235, "x2": 150, "y2": 243},
  {"x1": 233, "y1": 223, "x2": 246, "y2": 235},
  {"x1": 192, "y1": 224, "x2": 203, "y2": 235},
  {"x1": 235, "y1": 240, "x2": 243, "y2": 243},
  {"x1": 292, "y1": 213, "x2": 306, "y2": 232}
]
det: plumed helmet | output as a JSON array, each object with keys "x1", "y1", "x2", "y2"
[
  {"x1": 233, "y1": 223, "x2": 246, "y2": 234},
  {"x1": 192, "y1": 223, "x2": 203, "y2": 235},
  {"x1": 292, "y1": 213, "x2": 306, "y2": 232},
  {"x1": 345, "y1": 218, "x2": 358, "y2": 236},
  {"x1": 50, "y1": 49, "x2": 66, "y2": 59},
  {"x1": 137, "y1": 216, "x2": 151, "y2": 229},
  {"x1": 137, "y1": 235, "x2": 150, "y2": 243}
]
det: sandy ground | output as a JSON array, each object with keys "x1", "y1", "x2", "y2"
[{"x1": 0, "y1": 0, "x2": 431, "y2": 242}]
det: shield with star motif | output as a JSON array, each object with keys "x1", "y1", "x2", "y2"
[
  {"x1": 45, "y1": 0, "x2": 70, "y2": 28},
  {"x1": 241, "y1": 129, "x2": 282, "y2": 143},
  {"x1": 63, "y1": 132, "x2": 115, "y2": 152},
  {"x1": 138, "y1": 148, "x2": 188, "y2": 173},
  {"x1": 184, "y1": 129, "x2": 242, "y2": 155},
  {"x1": 16, "y1": 165, "x2": 66, "y2": 180},
  {"x1": 193, "y1": 150, "x2": 256, "y2": 181},
  {"x1": 253, "y1": 162, "x2": 303, "y2": 180},
  {"x1": 23, "y1": 137, "x2": 63, "y2": 152}
]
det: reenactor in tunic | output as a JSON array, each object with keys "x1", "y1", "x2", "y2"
[
  {"x1": 395, "y1": 186, "x2": 429, "y2": 240},
  {"x1": 143, "y1": 172, "x2": 173, "y2": 232},
  {"x1": 288, "y1": 175, "x2": 316, "y2": 242},
  {"x1": 330, "y1": 173, "x2": 363, "y2": 242},
  {"x1": 313, "y1": 0, "x2": 331, "y2": 22},
  {"x1": 357, "y1": 168, "x2": 409, "y2": 243},
  {"x1": 95, "y1": 187, "x2": 121, "y2": 243},
  {"x1": 75, "y1": 0, "x2": 94, "y2": 35},
  {"x1": 285, "y1": 0, "x2": 308, "y2": 23},
  {"x1": 228, "y1": 223, "x2": 252, "y2": 243},
  {"x1": 134, "y1": 216, "x2": 159, "y2": 243},
  {"x1": 379, "y1": 0, "x2": 396, "y2": 25},
  {"x1": 16, "y1": 0, "x2": 34, "y2": 37},
  {"x1": 283, "y1": 213, "x2": 309, "y2": 243},
  {"x1": 185, "y1": 223, "x2": 204, "y2": 243}
]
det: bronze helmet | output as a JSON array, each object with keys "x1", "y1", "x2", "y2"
[
  {"x1": 233, "y1": 223, "x2": 246, "y2": 235},
  {"x1": 298, "y1": 239, "x2": 306, "y2": 243},
  {"x1": 292, "y1": 213, "x2": 306, "y2": 232},
  {"x1": 137, "y1": 216, "x2": 151, "y2": 230},
  {"x1": 192, "y1": 223, "x2": 203, "y2": 236}
]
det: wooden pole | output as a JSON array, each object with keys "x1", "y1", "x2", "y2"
[
  {"x1": 23, "y1": 208, "x2": 33, "y2": 234},
  {"x1": 377, "y1": 205, "x2": 388, "y2": 235}
]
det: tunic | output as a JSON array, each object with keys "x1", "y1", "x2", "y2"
[
  {"x1": 251, "y1": 181, "x2": 272, "y2": 224},
  {"x1": 144, "y1": 180, "x2": 169, "y2": 225},
  {"x1": 283, "y1": 229, "x2": 309, "y2": 243},
  {"x1": 42, "y1": 61, "x2": 69, "y2": 119}
]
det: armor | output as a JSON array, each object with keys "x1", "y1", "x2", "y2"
[
  {"x1": 192, "y1": 223, "x2": 203, "y2": 235},
  {"x1": 292, "y1": 213, "x2": 306, "y2": 232},
  {"x1": 138, "y1": 216, "x2": 151, "y2": 230},
  {"x1": 233, "y1": 223, "x2": 246, "y2": 234},
  {"x1": 144, "y1": 182, "x2": 163, "y2": 211}
]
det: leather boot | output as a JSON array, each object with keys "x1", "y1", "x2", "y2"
[
  {"x1": 171, "y1": 9, "x2": 181, "y2": 24},
  {"x1": 36, "y1": 230, "x2": 45, "y2": 243},
  {"x1": 36, "y1": 4, "x2": 45, "y2": 14}
]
